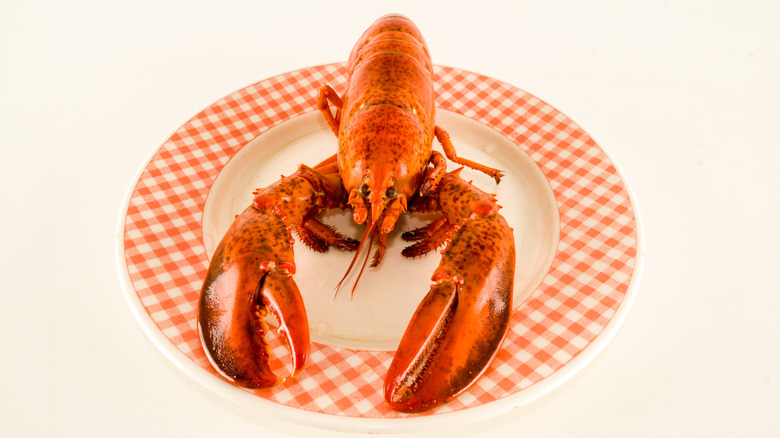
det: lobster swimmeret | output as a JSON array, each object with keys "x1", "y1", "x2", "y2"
[{"x1": 198, "y1": 14, "x2": 516, "y2": 413}]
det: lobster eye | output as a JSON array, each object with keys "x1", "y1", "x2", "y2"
[
  {"x1": 385, "y1": 186, "x2": 397, "y2": 199},
  {"x1": 358, "y1": 184, "x2": 370, "y2": 198}
]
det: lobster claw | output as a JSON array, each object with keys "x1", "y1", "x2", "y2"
[
  {"x1": 384, "y1": 174, "x2": 516, "y2": 412},
  {"x1": 198, "y1": 207, "x2": 309, "y2": 388}
]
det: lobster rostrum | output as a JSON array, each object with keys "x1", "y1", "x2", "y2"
[{"x1": 198, "y1": 14, "x2": 516, "y2": 413}]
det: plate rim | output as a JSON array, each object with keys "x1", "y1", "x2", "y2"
[{"x1": 114, "y1": 63, "x2": 645, "y2": 432}]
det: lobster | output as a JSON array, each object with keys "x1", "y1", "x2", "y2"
[{"x1": 198, "y1": 14, "x2": 516, "y2": 413}]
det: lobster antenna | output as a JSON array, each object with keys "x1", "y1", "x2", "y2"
[
  {"x1": 335, "y1": 219, "x2": 378, "y2": 298},
  {"x1": 350, "y1": 228, "x2": 377, "y2": 298}
]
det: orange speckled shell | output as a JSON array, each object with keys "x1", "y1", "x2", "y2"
[
  {"x1": 384, "y1": 171, "x2": 515, "y2": 412},
  {"x1": 337, "y1": 14, "x2": 435, "y2": 200}
]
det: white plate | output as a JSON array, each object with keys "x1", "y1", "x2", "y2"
[
  {"x1": 116, "y1": 63, "x2": 644, "y2": 432},
  {"x1": 202, "y1": 110, "x2": 559, "y2": 351}
]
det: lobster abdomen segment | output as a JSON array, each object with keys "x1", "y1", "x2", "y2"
[
  {"x1": 344, "y1": 40, "x2": 434, "y2": 126},
  {"x1": 344, "y1": 13, "x2": 434, "y2": 125},
  {"x1": 346, "y1": 14, "x2": 432, "y2": 74}
]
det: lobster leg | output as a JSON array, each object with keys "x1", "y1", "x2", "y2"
[
  {"x1": 434, "y1": 126, "x2": 504, "y2": 184},
  {"x1": 400, "y1": 217, "x2": 453, "y2": 258},
  {"x1": 384, "y1": 170, "x2": 515, "y2": 412},
  {"x1": 419, "y1": 151, "x2": 448, "y2": 195},
  {"x1": 198, "y1": 165, "x2": 351, "y2": 388},
  {"x1": 317, "y1": 85, "x2": 343, "y2": 137},
  {"x1": 299, "y1": 213, "x2": 359, "y2": 252}
]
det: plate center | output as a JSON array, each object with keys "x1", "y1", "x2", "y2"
[{"x1": 202, "y1": 110, "x2": 559, "y2": 351}]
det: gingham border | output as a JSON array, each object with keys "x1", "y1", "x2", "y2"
[{"x1": 120, "y1": 64, "x2": 638, "y2": 418}]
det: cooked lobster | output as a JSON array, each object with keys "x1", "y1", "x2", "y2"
[{"x1": 198, "y1": 13, "x2": 515, "y2": 413}]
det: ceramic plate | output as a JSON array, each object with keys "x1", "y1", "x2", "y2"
[{"x1": 115, "y1": 64, "x2": 644, "y2": 432}]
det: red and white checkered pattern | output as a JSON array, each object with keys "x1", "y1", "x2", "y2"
[{"x1": 121, "y1": 64, "x2": 638, "y2": 417}]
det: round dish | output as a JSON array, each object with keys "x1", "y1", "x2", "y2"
[{"x1": 115, "y1": 64, "x2": 644, "y2": 432}]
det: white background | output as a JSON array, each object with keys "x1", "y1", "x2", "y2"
[{"x1": 2, "y1": 0, "x2": 778, "y2": 436}]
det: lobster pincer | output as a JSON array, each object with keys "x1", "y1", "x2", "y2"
[
  {"x1": 384, "y1": 169, "x2": 516, "y2": 412},
  {"x1": 198, "y1": 161, "x2": 356, "y2": 387}
]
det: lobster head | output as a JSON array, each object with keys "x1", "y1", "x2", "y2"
[
  {"x1": 339, "y1": 105, "x2": 432, "y2": 235},
  {"x1": 347, "y1": 168, "x2": 407, "y2": 233}
]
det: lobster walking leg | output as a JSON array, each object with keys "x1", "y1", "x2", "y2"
[
  {"x1": 419, "y1": 151, "x2": 448, "y2": 195},
  {"x1": 435, "y1": 126, "x2": 504, "y2": 184},
  {"x1": 317, "y1": 85, "x2": 343, "y2": 137}
]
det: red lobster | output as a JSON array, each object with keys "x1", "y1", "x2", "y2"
[{"x1": 198, "y1": 14, "x2": 515, "y2": 413}]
